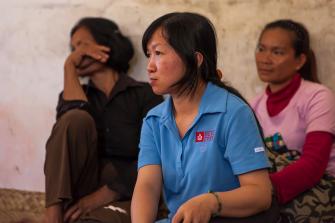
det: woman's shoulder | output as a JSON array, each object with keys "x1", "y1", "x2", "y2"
[
  {"x1": 299, "y1": 79, "x2": 333, "y2": 95},
  {"x1": 297, "y1": 80, "x2": 335, "y2": 104},
  {"x1": 144, "y1": 99, "x2": 168, "y2": 122},
  {"x1": 292, "y1": 80, "x2": 335, "y2": 120},
  {"x1": 206, "y1": 82, "x2": 250, "y2": 111},
  {"x1": 224, "y1": 91, "x2": 256, "y2": 119}
]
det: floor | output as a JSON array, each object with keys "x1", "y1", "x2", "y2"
[{"x1": 0, "y1": 188, "x2": 44, "y2": 223}]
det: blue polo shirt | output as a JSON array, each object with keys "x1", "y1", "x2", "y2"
[{"x1": 138, "y1": 82, "x2": 269, "y2": 218}]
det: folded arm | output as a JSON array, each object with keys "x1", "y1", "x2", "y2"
[{"x1": 270, "y1": 131, "x2": 333, "y2": 204}]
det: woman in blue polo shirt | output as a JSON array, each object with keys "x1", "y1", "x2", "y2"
[{"x1": 131, "y1": 12, "x2": 278, "y2": 223}]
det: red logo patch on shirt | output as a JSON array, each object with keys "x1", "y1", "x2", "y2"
[
  {"x1": 196, "y1": 132, "x2": 204, "y2": 142},
  {"x1": 195, "y1": 130, "x2": 215, "y2": 142}
]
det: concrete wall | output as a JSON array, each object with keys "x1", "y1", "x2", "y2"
[{"x1": 1, "y1": 0, "x2": 334, "y2": 192}]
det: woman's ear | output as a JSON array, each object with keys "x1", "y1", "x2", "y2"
[
  {"x1": 296, "y1": 53, "x2": 307, "y2": 71},
  {"x1": 216, "y1": 69, "x2": 223, "y2": 79},
  {"x1": 195, "y1": 52, "x2": 203, "y2": 67}
]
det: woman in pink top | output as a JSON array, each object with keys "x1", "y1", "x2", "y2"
[{"x1": 251, "y1": 19, "x2": 335, "y2": 222}]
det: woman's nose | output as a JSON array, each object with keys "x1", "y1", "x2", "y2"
[
  {"x1": 147, "y1": 56, "x2": 156, "y2": 73},
  {"x1": 256, "y1": 51, "x2": 272, "y2": 64}
]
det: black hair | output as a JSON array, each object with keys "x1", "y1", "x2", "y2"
[
  {"x1": 71, "y1": 17, "x2": 134, "y2": 74},
  {"x1": 143, "y1": 12, "x2": 266, "y2": 139},
  {"x1": 142, "y1": 12, "x2": 246, "y2": 101},
  {"x1": 260, "y1": 19, "x2": 318, "y2": 82}
]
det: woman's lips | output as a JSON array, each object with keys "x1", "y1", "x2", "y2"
[
  {"x1": 149, "y1": 77, "x2": 158, "y2": 85},
  {"x1": 258, "y1": 68, "x2": 273, "y2": 74}
]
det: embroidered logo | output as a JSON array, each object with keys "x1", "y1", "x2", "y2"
[
  {"x1": 196, "y1": 132, "x2": 204, "y2": 142},
  {"x1": 195, "y1": 130, "x2": 215, "y2": 142}
]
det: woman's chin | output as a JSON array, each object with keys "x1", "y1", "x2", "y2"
[
  {"x1": 258, "y1": 74, "x2": 273, "y2": 83},
  {"x1": 151, "y1": 87, "x2": 166, "y2": 96}
]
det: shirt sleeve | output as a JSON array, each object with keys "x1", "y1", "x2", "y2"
[
  {"x1": 224, "y1": 103, "x2": 270, "y2": 175},
  {"x1": 270, "y1": 131, "x2": 333, "y2": 204},
  {"x1": 56, "y1": 92, "x2": 89, "y2": 120},
  {"x1": 305, "y1": 88, "x2": 335, "y2": 134},
  {"x1": 138, "y1": 117, "x2": 161, "y2": 169}
]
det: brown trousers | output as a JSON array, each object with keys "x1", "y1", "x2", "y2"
[{"x1": 44, "y1": 109, "x2": 131, "y2": 223}]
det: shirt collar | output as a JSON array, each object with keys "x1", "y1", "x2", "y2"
[
  {"x1": 265, "y1": 73, "x2": 301, "y2": 101},
  {"x1": 159, "y1": 82, "x2": 228, "y2": 122},
  {"x1": 198, "y1": 82, "x2": 228, "y2": 114},
  {"x1": 110, "y1": 75, "x2": 142, "y2": 98},
  {"x1": 265, "y1": 73, "x2": 301, "y2": 116},
  {"x1": 88, "y1": 74, "x2": 142, "y2": 99}
]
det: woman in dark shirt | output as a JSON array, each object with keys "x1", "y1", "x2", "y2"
[{"x1": 44, "y1": 17, "x2": 162, "y2": 223}]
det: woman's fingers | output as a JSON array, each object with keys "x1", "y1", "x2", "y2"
[
  {"x1": 81, "y1": 41, "x2": 110, "y2": 55},
  {"x1": 82, "y1": 45, "x2": 109, "y2": 63},
  {"x1": 171, "y1": 211, "x2": 183, "y2": 223},
  {"x1": 65, "y1": 41, "x2": 110, "y2": 75},
  {"x1": 97, "y1": 45, "x2": 111, "y2": 53},
  {"x1": 88, "y1": 51, "x2": 109, "y2": 62},
  {"x1": 68, "y1": 209, "x2": 82, "y2": 223},
  {"x1": 71, "y1": 49, "x2": 108, "y2": 68},
  {"x1": 63, "y1": 204, "x2": 84, "y2": 223},
  {"x1": 172, "y1": 195, "x2": 213, "y2": 223},
  {"x1": 64, "y1": 204, "x2": 79, "y2": 222},
  {"x1": 74, "y1": 42, "x2": 110, "y2": 65}
]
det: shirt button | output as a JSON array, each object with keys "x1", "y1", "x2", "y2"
[{"x1": 106, "y1": 128, "x2": 110, "y2": 133}]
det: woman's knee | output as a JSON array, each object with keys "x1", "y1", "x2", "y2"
[
  {"x1": 46, "y1": 109, "x2": 97, "y2": 149},
  {"x1": 58, "y1": 109, "x2": 95, "y2": 131}
]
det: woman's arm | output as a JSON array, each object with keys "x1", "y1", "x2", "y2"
[
  {"x1": 63, "y1": 41, "x2": 110, "y2": 101},
  {"x1": 172, "y1": 169, "x2": 272, "y2": 223},
  {"x1": 131, "y1": 165, "x2": 162, "y2": 223},
  {"x1": 217, "y1": 169, "x2": 272, "y2": 217},
  {"x1": 271, "y1": 88, "x2": 335, "y2": 204},
  {"x1": 270, "y1": 131, "x2": 333, "y2": 204}
]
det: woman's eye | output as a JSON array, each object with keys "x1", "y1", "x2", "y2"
[
  {"x1": 256, "y1": 46, "x2": 264, "y2": 52},
  {"x1": 155, "y1": 51, "x2": 162, "y2": 56},
  {"x1": 273, "y1": 50, "x2": 284, "y2": 55},
  {"x1": 69, "y1": 43, "x2": 76, "y2": 52}
]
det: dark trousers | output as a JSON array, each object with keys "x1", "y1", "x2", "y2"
[{"x1": 44, "y1": 109, "x2": 131, "y2": 223}]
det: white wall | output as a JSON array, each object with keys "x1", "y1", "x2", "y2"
[{"x1": 1, "y1": 0, "x2": 334, "y2": 192}]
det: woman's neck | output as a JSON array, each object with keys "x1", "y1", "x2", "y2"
[
  {"x1": 171, "y1": 81, "x2": 207, "y2": 139},
  {"x1": 90, "y1": 68, "x2": 119, "y2": 97},
  {"x1": 265, "y1": 74, "x2": 301, "y2": 117},
  {"x1": 268, "y1": 76, "x2": 295, "y2": 93},
  {"x1": 172, "y1": 81, "x2": 207, "y2": 116}
]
